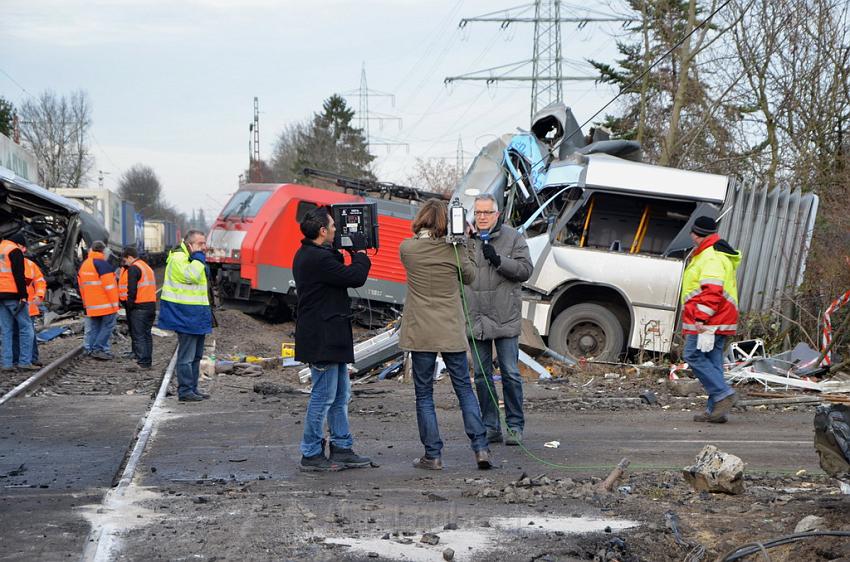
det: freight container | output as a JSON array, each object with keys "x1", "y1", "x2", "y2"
[
  {"x1": 143, "y1": 219, "x2": 178, "y2": 264},
  {"x1": 53, "y1": 188, "x2": 132, "y2": 253}
]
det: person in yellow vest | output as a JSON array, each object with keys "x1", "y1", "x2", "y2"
[
  {"x1": 158, "y1": 230, "x2": 213, "y2": 402},
  {"x1": 0, "y1": 233, "x2": 37, "y2": 371},
  {"x1": 13, "y1": 256, "x2": 47, "y2": 366},
  {"x1": 680, "y1": 216, "x2": 742, "y2": 423},
  {"x1": 119, "y1": 246, "x2": 157, "y2": 369},
  {"x1": 77, "y1": 240, "x2": 120, "y2": 360}
]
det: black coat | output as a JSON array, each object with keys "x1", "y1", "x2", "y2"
[{"x1": 293, "y1": 239, "x2": 371, "y2": 364}]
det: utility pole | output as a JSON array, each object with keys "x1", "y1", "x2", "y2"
[
  {"x1": 343, "y1": 63, "x2": 409, "y2": 155},
  {"x1": 248, "y1": 97, "x2": 263, "y2": 182},
  {"x1": 456, "y1": 135, "x2": 464, "y2": 176},
  {"x1": 444, "y1": 0, "x2": 633, "y2": 122},
  {"x1": 98, "y1": 170, "x2": 110, "y2": 189}
]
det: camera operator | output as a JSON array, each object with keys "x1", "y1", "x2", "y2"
[
  {"x1": 399, "y1": 199, "x2": 492, "y2": 471},
  {"x1": 467, "y1": 193, "x2": 533, "y2": 446},
  {"x1": 294, "y1": 207, "x2": 372, "y2": 472}
]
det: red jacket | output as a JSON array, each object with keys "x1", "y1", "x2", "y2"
[{"x1": 680, "y1": 233, "x2": 742, "y2": 336}]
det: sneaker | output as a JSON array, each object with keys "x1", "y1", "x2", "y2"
[
  {"x1": 91, "y1": 351, "x2": 113, "y2": 361},
  {"x1": 196, "y1": 391, "x2": 211, "y2": 399},
  {"x1": 300, "y1": 454, "x2": 341, "y2": 472},
  {"x1": 329, "y1": 444, "x2": 371, "y2": 468},
  {"x1": 412, "y1": 456, "x2": 443, "y2": 470},
  {"x1": 486, "y1": 429, "x2": 504, "y2": 444},
  {"x1": 178, "y1": 393, "x2": 204, "y2": 402},
  {"x1": 17, "y1": 364, "x2": 40, "y2": 371},
  {"x1": 137, "y1": 363, "x2": 152, "y2": 370},
  {"x1": 1, "y1": 365, "x2": 15, "y2": 372},
  {"x1": 505, "y1": 429, "x2": 523, "y2": 446},
  {"x1": 475, "y1": 449, "x2": 493, "y2": 470}
]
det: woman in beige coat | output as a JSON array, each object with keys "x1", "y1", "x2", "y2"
[{"x1": 399, "y1": 199, "x2": 491, "y2": 470}]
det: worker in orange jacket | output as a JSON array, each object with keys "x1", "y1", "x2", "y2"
[
  {"x1": 13, "y1": 257, "x2": 47, "y2": 366},
  {"x1": 77, "y1": 240, "x2": 119, "y2": 360},
  {"x1": 119, "y1": 246, "x2": 157, "y2": 369},
  {"x1": 0, "y1": 232, "x2": 37, "y2": 371}
]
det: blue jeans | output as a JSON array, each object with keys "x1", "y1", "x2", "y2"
[
  {"x1": 300, "y1": 362, "x2": 353, "y2": 457},
  {"x1": 176, "y1": 332, "x2": 205, "y2": 398},
  {"x1": 411, "y1": 351, "x2": 488, "y2": 459},
  {"x1": 12, "y1": 316, "x2": 38, "y2": 364},
  {"x1": 0, "y1": 299, "x2": 33, "y2": 368},
  {"x1": 471, "y1": 336, "x2": 525, "y2": 433},
  {"x1": 684, "y1": 334, "x2": 734, "y2": 413},
  {"x1": 84, "y1": 314, "x2": 117, "y2": 353}
]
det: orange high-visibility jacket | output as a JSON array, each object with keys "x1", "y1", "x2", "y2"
[
  {"x1": 0, "y1": 239, "x2": 22, "y2": 295},
  {"x1": 24, "y1": 258, "x2": 46, "y2": 317},
  {"x1": 77, "y1": 251, "x2": 119, "y2": 317},
  {"x1": 118, "y1": 258, "x2": 157, "y2": 304}
]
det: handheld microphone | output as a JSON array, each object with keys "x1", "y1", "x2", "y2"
[{"x1": 480, "y1": 230, "x2": 490, "y2": 245}]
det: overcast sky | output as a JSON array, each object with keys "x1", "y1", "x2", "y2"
[{"x1": 2, "y1": 0, "x2": 626, "y2": 219}]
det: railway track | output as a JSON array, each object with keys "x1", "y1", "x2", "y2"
[{"x1": 0, "y1": 333, "x2": 178, "y2": 404}]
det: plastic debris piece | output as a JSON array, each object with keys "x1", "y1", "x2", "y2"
[{"x1": 543, "y1": 441, "x2": 560, "y2": 448}]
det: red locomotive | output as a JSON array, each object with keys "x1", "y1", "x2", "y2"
[{"x1": 207, "y1": 171, "x2": 442, "y2": 323}]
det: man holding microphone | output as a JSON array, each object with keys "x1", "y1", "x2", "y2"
[{"x1": 466, "y1": 194, "x2": 533, "y2": 446}]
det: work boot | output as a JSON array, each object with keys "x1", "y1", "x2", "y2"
[
  {"x1": 505, "y1": 429, "x2": 523, "y2": 446},
  {"x1": 0, "y1": 365, "x2": 14, "y2": 372},
  {"x1": 91, "y1": 351, "x2": 112, "y2": 361},
  {"x1": 299, "y1": 454, "x2": 341, "y2": 472},
  {"x1": 412, "y1": 456, "x2": 443, "y2": 470},
  {"x1": 693, "y1": 412, "x2": 727, "y2": 423},
  {"x1": 707, "y1": 393, "x2": 738, "y2": 422},
  {"x1": 329, "y1": 444, "x2": 371, "y2": 468},
  {"x1": 475, "y1": 449, "x2": 493, "y2": 470},
  {"x1": 18, "y1": 364, "x2": 40, "y2": 371},
  {"x1": 178, "y1": 393, "x2": 204, "y2": 402},
  {"x1": 486, "y1": 429, "x2": 503, "y2": 444},
  {"x1": 196, "y1": 391, "x2": 211, "y2": 399}
]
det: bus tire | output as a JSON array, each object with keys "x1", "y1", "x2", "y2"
[{"x1": 549, "y1": 303, "x2": 625, "y2": 362}]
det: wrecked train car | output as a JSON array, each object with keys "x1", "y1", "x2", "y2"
[
  {"x1": 0, "y1": 165, "x2": 108, "y2": 312},
  {"x1": 454, "y1": 102, "x2": 818, "y2": 362}
]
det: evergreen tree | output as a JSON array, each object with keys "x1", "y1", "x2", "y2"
[
  {"x1": 293, "y1": 94, "x2": 375, "y2": 182},
  {"x1": 0, "y1": 97, "x2": 15, "y2": 138}
]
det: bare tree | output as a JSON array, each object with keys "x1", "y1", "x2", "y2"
[
  {"x1": 19, "y1": 90, "x2": 93, "y2": 188},
  {"x1": 268, "y1": 122, "x2": 306, "y2": 183},
  {"x1": 405, "y1": 158, "x2": 461, "y2": 196},
  {"x1": 117, "y1": 164, "x2": 163, "y2": 217}
]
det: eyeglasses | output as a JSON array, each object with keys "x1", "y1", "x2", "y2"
[{"x1": 473, "y1": 210, "x2": 498, "y2": 216}]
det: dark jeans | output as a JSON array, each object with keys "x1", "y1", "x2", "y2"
[
  {"x1": 128, "y1": 306, "x2": 155, "y2": 366},
  {"x1": 299, "y1": 362, "x2": 353, "y2": 458},
  {"x1": 176, "y1": 332, "x2": 205, "y2": 398},
  {"x1": 411, "y1": 350, "x2": 488, "y2": 459},
  {"x1": 12, "y1": 316, "x2": 38, "y2": 364},
  {"x1": 0, "y1": 299, "x2": 33, "y2": 368},
  {"x1": 471, "y1": 336, "x2": 525, "y2": 433},
  {"x1": 683, "y1": 334, "x2": 734, "y2": 413}
]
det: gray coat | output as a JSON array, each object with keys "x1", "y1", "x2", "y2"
[
  {"x1": 399, "y1": 236, "x2": 476, "y2": 353},
  {"x1": 467, "y1": 224, "x2": 533, "y2": 340}
]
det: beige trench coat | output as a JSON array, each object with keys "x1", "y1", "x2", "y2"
[{"x1": 399, "y1": 237, "x2": 476, "y2": 352}]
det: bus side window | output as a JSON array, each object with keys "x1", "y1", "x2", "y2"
[{"x1": 295, "y1": 201, "x2": 318, "y2": 222}]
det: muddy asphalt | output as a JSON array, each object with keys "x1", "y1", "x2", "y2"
[{"x1": 1, "y1": 308, "x2": 848, "y2": 561}]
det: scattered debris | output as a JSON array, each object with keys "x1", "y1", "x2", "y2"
[
  {"x1": 544, "y1": 441, "x2": 560, "y2": 449},
  {"x1": 442, "y1": 547, "x2": 455, "y2": 561},
  {"x1": 420, "y1": 532, "x2": 440, "y2": 545},
  {"x1": 682, "y1": 445, "x2": 745, "y2": 495},
  {"x1": 639, "y1": 390, "x2": 658, "y2": 405},
  {"x1": 794, "y1": 515, "x2": 826, "y2": 533},
  {"x1": 814, "y1": 404, "x2": 850, "y2": 489},
  {"x1": 252, "y1": 382, "x2": 306, "y2": 396},
  {"x1": 598, "y1": 458, "x2": 630, "y2": 493}
]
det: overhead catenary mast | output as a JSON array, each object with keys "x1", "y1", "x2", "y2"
[{"x1": 444, "y1": 0, "x2": 633, "y2": 122}]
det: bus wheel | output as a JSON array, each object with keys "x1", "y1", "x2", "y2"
[{"x1": 549, "y1": 303, "x2": 624, "y2": 362}]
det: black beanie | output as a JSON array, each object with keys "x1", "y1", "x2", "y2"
[
  {"x1": 691, "y1": 216, "x2": 717, "y2": 236},
  {"x1": 7, "y1": 233, "x2": 26, "y2": 246}
]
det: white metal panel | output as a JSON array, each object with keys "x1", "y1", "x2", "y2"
[{"x1": 583, "y1": 154, "x2": 727, "y2": 203}]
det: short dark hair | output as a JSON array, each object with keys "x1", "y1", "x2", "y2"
[
  {"x1": 91, "y1": 240, "x2": 106, "y2": 252},
  {"x1": 123, "y1": 246, "x2": 139, "y2": 259},
  {"x1": 300, "y1": 206, "x2": 332, "y2": 240}
]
